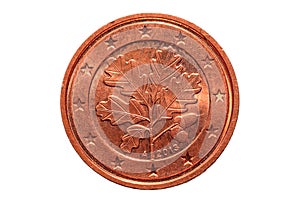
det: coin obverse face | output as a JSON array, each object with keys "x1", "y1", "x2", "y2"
[{"x1": 61, "y1": 13, "x2": 239, "y2": 189}]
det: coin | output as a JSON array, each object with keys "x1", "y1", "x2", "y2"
[{"x1": 61, "y1": 13, "x2": 239, "y2": 189}]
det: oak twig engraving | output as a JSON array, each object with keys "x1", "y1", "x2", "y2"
[{"x1": 96, "y1": 50, "x2": 202, "y2": 158}]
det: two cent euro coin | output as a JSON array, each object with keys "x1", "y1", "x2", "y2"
[{"x1": 61, "y1": 13, "x2": 239, "y2": 189}]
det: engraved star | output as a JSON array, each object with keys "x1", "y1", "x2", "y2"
[
  {"x1": 202, "y1": 55, "x2": 214, "y2": 69},
  {"x1": 73, "y1": 98, "x2": 85, "y2": 111},
  {"x1": 111, "y1": 156, "x2": 124, "y2": 169},
  {"x1": 181, "y1": 152, "x2": 194, "y2": 166},
  {"x1": 139, "y1": 25, "x2": 151, "y2": 37},
  {"x1": 147, "y1": 163, "x2": 158, "y2": 177},
  {"x1": 80, "y1": 63, "x2": 93, "y2": 76},
  {"x1": 175, "y1": 31, "x2": 186, "y2": 45},
  {"x1": 105, "y1": 36, "x2": 117, "y2": 49},
  {"x1": 214, "y1": 89, "x2": 226, "y2": 102},
  {"x1": 206, "y1": 124, "x2": 219, "y2": 139},
  {"x1": 83, "y1": 133, "x2": 97, "y2": 145}
]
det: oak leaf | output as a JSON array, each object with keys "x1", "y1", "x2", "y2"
[
  {"x1": 167, "y1": 72, "x2": 202, "y2": 114},
  {"x1": 104, "y1": 57, "x2": 129, "y2": 88},
  {"x1": 96, "y1": 95, "x2": 149, "y2": 125},
  {"x1": 120, "y1": 125, "x2": 149, "y2": 153}
]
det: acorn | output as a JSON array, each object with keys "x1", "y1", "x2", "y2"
[{"x1": 175, "y1": 130, "x2": 188, "y2": 143}]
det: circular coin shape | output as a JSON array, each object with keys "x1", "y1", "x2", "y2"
[{"x1": 61, "y1": 13, "x2": 239, "y2": 189}]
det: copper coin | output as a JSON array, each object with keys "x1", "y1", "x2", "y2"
[{"x1": 61, "y1": 13, "x2": 239, "y2": 189}]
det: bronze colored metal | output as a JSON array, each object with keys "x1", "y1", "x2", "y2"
[{"x1": 61, "y1": 13, "x2": 239, "y2": 189}]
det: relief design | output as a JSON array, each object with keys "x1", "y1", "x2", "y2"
[
  {"x1": 62, "y1": 15, "x2": 238, "y2": 189},
  {"x1": 95, "y1": 48, "x2": 205, "y2": 159}
]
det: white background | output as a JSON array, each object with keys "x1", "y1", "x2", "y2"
[{"x1": 0, "y1": 0, "x2": 299, "y2": 199}]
